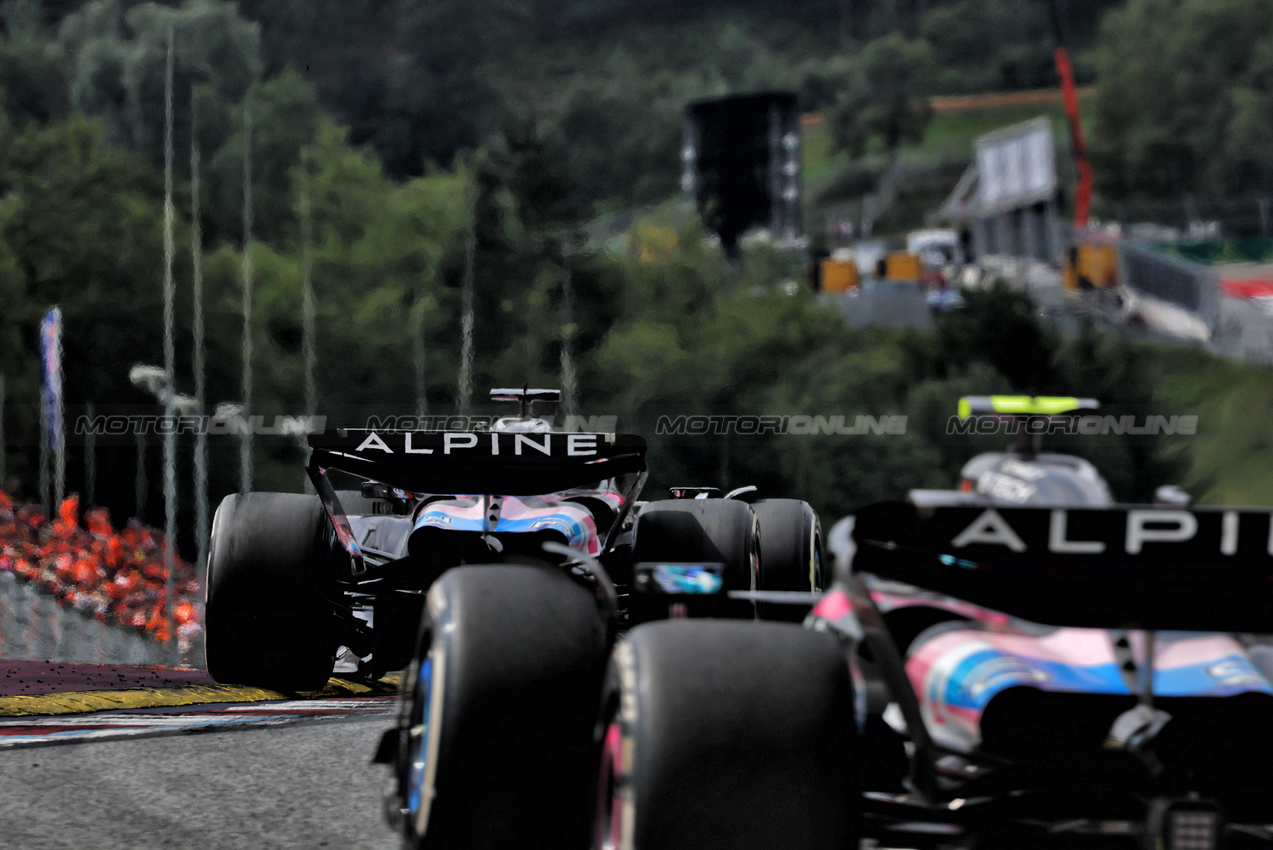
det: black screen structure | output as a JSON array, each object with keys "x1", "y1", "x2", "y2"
[{"x1": 682, "y1": 92, "x2": 803, "y2": 255}]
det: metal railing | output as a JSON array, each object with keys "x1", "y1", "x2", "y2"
[{"x1": 1117, "y1": 240, "x2": 1220, "y2": 323}]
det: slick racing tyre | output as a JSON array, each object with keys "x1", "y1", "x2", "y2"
[
  {"x1": 398, "y1": 565, "x2": 611, "y2": 850},
  {"x1": 204, "y1": 492, "x2": 341, "y2": 691},
  {"x1": 595, "y1": 619, "x2": 858, "y2": 850},
  {"x1": 752, "y1": 498, "x2": 824, "y2": 622},
  {"x1": 628, "y1": 499, "x2": 759, "y2": 622}
]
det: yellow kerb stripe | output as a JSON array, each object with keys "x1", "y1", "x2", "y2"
[{"x1": 0, "y1": 674, "x2": 401, "y2": 717}]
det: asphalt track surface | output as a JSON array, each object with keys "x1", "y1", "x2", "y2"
[
  {"x1": 0, "y1": 662, "x2": 402, "y2": 850},
  {"x1": 0, "y1": 659, "x2": 213, "y2": 695}
]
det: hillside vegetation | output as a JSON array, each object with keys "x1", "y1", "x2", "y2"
[{"x1": 0, "y1": 0, "x2": 1270, "y2": 549}]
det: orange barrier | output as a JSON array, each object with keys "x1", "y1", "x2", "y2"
[
  {"x1": 820, "y1": 258, "x2": 860, "y2": 293},
  {"x1": 1063, "y1": 241, "x2": 1119, "y2": 291},
  {"x1": 884, "y1": 252, "x2": 923, "y2": 282}
]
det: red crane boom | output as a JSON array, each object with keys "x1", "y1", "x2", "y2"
[{"x1": 1049, "y1": 0, "x2": 1092, "y2": 229}]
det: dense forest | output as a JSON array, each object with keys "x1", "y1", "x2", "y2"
[
  {"x1": 0, "y1": 0, "x2": 1269, "y2": 549},
  {"x1": 0, "y1": 0, "x2": 1128, "y2": 218}
]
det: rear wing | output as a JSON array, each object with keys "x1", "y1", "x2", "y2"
[
  {"x1": 490, "y1": 387, "x2": 559, "y2": 418},
  {"x1": 490, "y1": 387, "x2": 560, "y2": 404},
  {"x1": 852, "y1": 500, "x2": 1273, "y2": 632},
  {"x1": 307, "y1": 429, "x2": 647, "y2": 496},
  {"x1": 957, "y1": 395, "x2": 1099, "y2": 419},
  {"x1": 306, "y1": 429, "x2": 646, "y2": 576}
]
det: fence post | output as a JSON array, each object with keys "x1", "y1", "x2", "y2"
[
  {"x1": 135, "y1": 431, "x2": 147, "y2": 519},
  {"x1": 0, "y1": 374, "x2": 5, "y2": 488},
  {"x1": 39, "y1": 407, "x2": 49, "y2": 516},
  {"x1": 84, "y1": 400, "x2": 95, "y2": 506}
]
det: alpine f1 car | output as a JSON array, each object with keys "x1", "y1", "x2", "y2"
[
  {"x1": 867, "y1": 395, "x2": 1119, "y2": 677},
  {"x1": 597, "y1": 397, "x2": 1273, "y2": 849},
  {"x1": 946, "y1": 394, "x2": 1113, "y2": 507},
  {"x1": 201, "y1": 388, "x2": 824, "y2": 846}
]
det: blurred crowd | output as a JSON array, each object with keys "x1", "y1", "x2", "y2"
[{"x1": 0, "y1": 491, "x2": 202, "y2": 650}]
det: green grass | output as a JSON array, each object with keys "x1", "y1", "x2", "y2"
[
  {"x1": 801, "y1": 119, "x2": 840, "y2": 198},
  {"x1": 1148, "y1": 347, "x2": 1273, "y2": 507},
  {"x1": 802, "y1": 98, "x2": 1098, "y2": 217},
  {"x1": 913, "y1": 102, "x2": 1077, "y2": 159}
]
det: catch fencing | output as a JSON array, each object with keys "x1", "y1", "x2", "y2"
[{"x1": 1117, "y1": 241, "x2": 1221, "y2": 328}]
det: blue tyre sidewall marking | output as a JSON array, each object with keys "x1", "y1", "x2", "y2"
[{"x1": 407, "y1": 656, "x2": 433, "y2": 817}]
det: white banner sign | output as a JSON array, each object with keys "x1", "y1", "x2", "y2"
[{"x1": 976, "y1": 117, "x2": 1057, "y2": 212}]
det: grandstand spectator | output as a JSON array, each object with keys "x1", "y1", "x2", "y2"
[{"x1": 0, "y1": 491, "x2": 202, "y2": 654}]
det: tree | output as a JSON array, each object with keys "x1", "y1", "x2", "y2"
[
  {"x1": 0, "y1": 112, "x2": 177, "y2": 516},
  {"x1": 920, "y1": 0, "x2": 1055, "y2": 94},
  {"x1": 204, "y1": 70, "x2": 323, "y2": 245},
  {"x1": 56, "y1": 0, "x2": 263, "y2": 162},
  {"x1": 827, "y1": 33, "x2": 935, "y2": 159},
  {"x1": 549, "y1": 74, "x2": 683, "y2": 218},
  {"x1": 0, "y1": 1, "x2": 68, "y2": 128},
  {"x1": 1092, "y1": 0, "x2": 1273, "y2": 198},
  {"x1": 384, "y1": 0, "x2": 531, "y2": 172}
]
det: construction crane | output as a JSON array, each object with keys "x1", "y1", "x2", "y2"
[
  {"x1": 1048, "y1": 0, "x2": 1119, "y2": 295},
  {"x1": 1049, "y1": 0, "x2": 1092, "y2": 230}
]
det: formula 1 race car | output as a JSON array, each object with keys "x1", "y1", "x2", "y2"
[
  {"x1": 868, "y1": 395, "x2": 1121, "y2": 671},
  {"x1": 596, "y1": 398, "x2": 1273, "y2": 850},
  {"x1": 944, "y1": 394, "x2": 1113, "y2": 507},
  {"x1": 205, "y1": 388, "x2": 825, "y2": 691},
  {"x1": 598, "y1": 500, "x2": 1273, "y2": 850},
  {"x1": 202, "y1": 388, "x2": 824, "y2": 846}
]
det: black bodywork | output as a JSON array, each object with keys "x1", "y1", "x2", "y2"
[
  {"x1": 303, "y1": 428, "x2": 651, "y2": 677},
  {"x1": 822, "y1": 499, "x2": 1273, "y2": 849}
]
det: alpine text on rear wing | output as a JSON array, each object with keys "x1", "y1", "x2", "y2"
[
  {"x1": 307, "y1": 429, "x2": 648, "y2": 497},
  {"x1": 852, "y1": 500, "x2": 1273, "y2": 633}
]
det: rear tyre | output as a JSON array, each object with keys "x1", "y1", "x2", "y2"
[
  {"x1": 204, "y1": 492, "x2": 341, "y2": 691},
  {"x1": 398, "y1": 565, "x2": 611, "y2": 850},
  {"x1": 595, "y1": 619, "x2": 858, "y2": 850},
  {"x1": 752, "y1": 498, "x2": 823, "y2": 621},
  {"x1": 628, "y1": 500, "x2": 759, "y2": 622}
]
